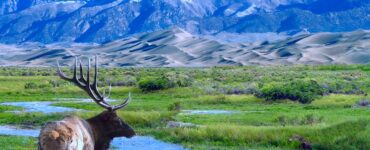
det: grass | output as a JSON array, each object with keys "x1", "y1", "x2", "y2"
[
  {"x1": 0, "y1": 66, "x2": 369, "y2": 149},
  {"x1": 149, "y1": 119, "x2": 370, "y2": 149},
  {"x1": 312, "y1": 94, "x2": 365, "y2": 107},
  {"x1": 0, "y1": 135, "x2": 37, "y2": 150},
  {"x1": 0, "y1": 105, "x2": 23, "y2": 112}
]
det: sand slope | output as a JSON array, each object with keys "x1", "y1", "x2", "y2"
[{"x1": 1, "y1": 28, "x2": 370, "y2": 67}]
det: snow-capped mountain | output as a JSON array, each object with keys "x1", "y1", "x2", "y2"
[{"x1": 0, "y1": 0, "x2": 369, "y2": 44}]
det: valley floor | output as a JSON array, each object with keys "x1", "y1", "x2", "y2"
[{"x1": 0, "y1": 65, "x2": 369, "y2": 149}]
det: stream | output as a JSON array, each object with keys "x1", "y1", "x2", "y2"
[
  {"x1": 1, "y1": 98, "x2": 116, "y2": 113},
  {"x1": 0, "y1": 125, "x2": 184, "y2": 150},
  {"x1": 0, "y1": 100, "x2": 248, "y2": 149},
  {"x1": 0, "y1": 100, "x2": 186, "y2": 150},
  {"x1": 180, "y1": 109, "x2": 240, "y2": 115},
  {"x1": 1, "y1": 102, "x2": 79, "y2": 113}
]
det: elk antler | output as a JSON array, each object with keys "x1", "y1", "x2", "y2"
[{"x1": 57, "y1": 56, "x2": 131, "y2": 111}]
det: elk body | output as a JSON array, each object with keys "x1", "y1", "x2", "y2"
[{"x1": 38, "y1": 57, "x2": 135, "y2": 150}]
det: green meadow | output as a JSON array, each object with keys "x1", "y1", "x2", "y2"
[{"x1": 0, "y1": 65, "x2": 369, "y2": 149}]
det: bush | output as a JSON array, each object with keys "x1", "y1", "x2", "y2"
[
  {"x1": 164, "y1": 72, "x2": 192, "y2": 88},
  {"x1": 138, "y1": 77, "x2": 169, "y2": 91},
  {"x1": 110, "y1": 75, "x2": 137, "y2": 86},
  {"x1": 168, "y1": 101, "x2": 181, "y2": 111},
  {"x1": 356, "y1": 99, "x2": 370, "y2": 107},
  {"x1": 24, "y1": 82, "x2": 38, "y2": 89},
  {"x1": 38, "y1": 83, "x2": 52, "y2": 89},
  {"x1": 260, "y1": 80, "x2": 325, "y2": 103},
  {"x1": 320, "y1": 81, "x2": 365, "y2": 95},
  {"x1": 301, "y1": 114, "x2": 323, "y2": 125},
  {"x1": 275, "y1": 114, "x2": 323, "y2": 126},
  {"x1": 49, "y1": 80, "x2": 60, "y2": 87},
  {"x1": 138, "y1": 72, "x2": 192, "y2": 91}
]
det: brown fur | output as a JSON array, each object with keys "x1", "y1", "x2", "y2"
[
  {"x1": 38, "y1": 116, "x2": 94, "y2": 150},
  {"x1": 38, "y1": 111, "x2": 134, "y2": 150}
]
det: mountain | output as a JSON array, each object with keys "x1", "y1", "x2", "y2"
[
  {"x1": 1, "y1": 28, "x2": 369, "y2": 66},
  {"x1": 0, "y1": 0, "x2": 369, "y2": 44}
]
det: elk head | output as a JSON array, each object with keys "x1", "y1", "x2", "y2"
[
  {"x1": 88, "y1": 110, "x2": 135, "y2": 138},
  {"x1": 56, "y1": 56, "x2": 135, "y2": 140}
]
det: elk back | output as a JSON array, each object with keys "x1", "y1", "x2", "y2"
[{"x1": 38, "y1": 116, "x2": 94, "y2": 150}]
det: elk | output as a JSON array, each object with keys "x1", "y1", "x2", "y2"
[{"x1": 38, "y1": 56, "x2": 135, "y2": 150}]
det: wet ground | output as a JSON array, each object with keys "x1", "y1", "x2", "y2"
[
  {"x1": 0, "y1": 100, "x2": 247, "y2": 149},
  {"x1": 1, "y1": 101, "x2": 79, "y2": 113},
  {"x1": 0, "y1": 125, "x2": 39, "y2": 137},
  {"x1": 0, "y1": 100, "x2": 186, "y2": 150},
  {"x1": 0, "y1": 98, "x2": 116, "y2": 113},
  {"x1": 111, "y1": 136, "x2": 184, "y2": 150},
  {"x1": 180, "y1": 109, "x2": 240, "y2": 115},
  {"x1": 0, "y1": 125, "x2": 185, "y2": 150}
]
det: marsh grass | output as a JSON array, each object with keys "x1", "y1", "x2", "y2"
[
  {"x1": 0, "y1": 105, "x2": 23, "y2": 112},
  {"x1": 149, "y1": 119, "x2": 370, "y2": 149},
  {"x1": 0, "y1": 112, "x2": 65, "y2": 126},
  {"x1": 0, "y1": 135, "x2": 37, "y2": 150}
]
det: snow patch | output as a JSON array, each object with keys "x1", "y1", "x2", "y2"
[
  {"x1": 54, "y1": 1, "x2": 82, "y2": 4},
  {"x1": 181, "y1": 0, "x2": 193, "y2": 4},
  {"x1": 224, "y1": 8, "x2": 237, "y2": 16},
  {"x1": 236, "y1": 4, "x2": 257, "y2": 17},
  {"x1": 130, "y1": 0, "x2": 142, "y2": 3}
]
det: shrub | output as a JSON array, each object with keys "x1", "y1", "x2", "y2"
[
  {"x1": 49, "y1": 80, "x2": 60, "y2": 87},
  {"x1": 276, "y1": 115, "x2": 288, "y2": 126},
  {"x1": 111, "y1": 75, "x2": 137, "y2": 86},
  {"x1": 260, "y1": 80, "x2": 325, "y2": 103},
  {"x1": 244, "y1": 83, "x2": 262, "y2": 96},
  {"x1": 168, "y1": 101, "x2": 181, "y2": 111},
  {"x1": 164, "y1": 72, "x2": 192, "y2": 88},
  {"x1": 138, "y1": 72, "x2": 192, "y2": 91},
  {"x1": 356, "y1": 99, "x2": 370, "y2": 107},
  {"x1": 275, "y1": 114, "x2": 323, "y2": 126},
  {"x1": 38, "y1": 83, "x2": 52, "y2": 89},
  {"x1": 301, "y1": 114, "x2": 323, "y2": 125},
  {"x1": 24, "y1": 82, "x2": 38, "y2": 89},
  {"x1": 320, "y1": 80, "x2": 365, "y2": 95},
  {"x1": 138, "y1": 77, "x2": 168, "y2": 91}
]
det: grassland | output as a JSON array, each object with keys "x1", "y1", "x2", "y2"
[{"x1": 0, "y1": 65, "x2": 369, "y2": 149}]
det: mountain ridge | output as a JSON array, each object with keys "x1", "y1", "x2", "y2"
[{"x1": 0, "y1": 0, "x2": 369, "y2": 44}]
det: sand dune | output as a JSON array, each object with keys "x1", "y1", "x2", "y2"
[{"x1": 1, "y1": 28, "x2": 370, "y2": 67}]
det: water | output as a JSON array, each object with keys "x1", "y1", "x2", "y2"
[
  {"x1": 0, "y1": 100, "x2": 245, "y2": 149},
  {"x1": 180, "y1": 109, "x2": 240, "y2": 115},
  {"x1": 0, "y1": 98, "x2": 116, "y2": 113},
  {"x1": 53, "y1": 98, "x2": 92, "y2": 102},
  {"x1": 53, "y1": 98, "x2": 116, "y2": 102},
  {"x1": 0, "y1": 125, "x2": 39, "y2": 137},
  {"x1": 0, "y1": 101, "x2": 242, "y2": 149},
  {"x1": 111, "y1": 136, "x2": 185, "y2": 150},
  {"x1": 1, "y1": 102, "x2": 80, "y2": 113},
  {"x1": 0, "y1": 125, "x2": 185, "y2": 150}
]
